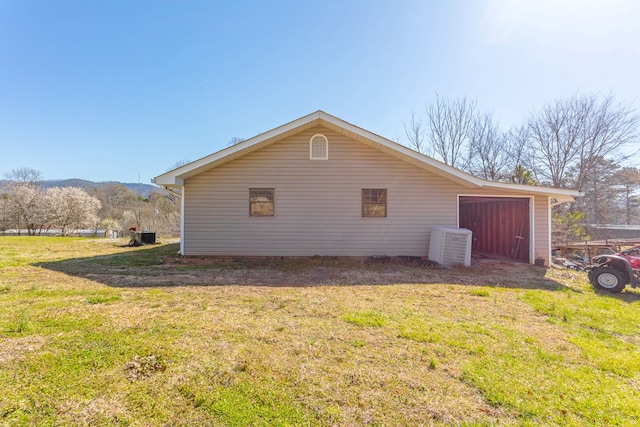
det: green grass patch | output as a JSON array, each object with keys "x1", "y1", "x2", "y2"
[
  {"x1": 398, "y1": 317, "x2": 444, "y2": 343},
  {"x1": 8, "y1": 311, "x2": 31, "y2": 333},
  {"x1": 469, "y1": 288, "x2": 490, "y2": 297},
  {"x1": 569, "y1": 328, "x2": 640, "y2": 377},
  {"x1": 342, "y1": 309, "x2": 386, "y2": 327},
  {"x1": 85, "y1": 295, "x2": 122, "y2": 305},
  {"x1": 1, "y1": 237, "x2": 640, "y2": 425},
  {"x1": 180, "y1": 380, "x2": 313, "y2": 426},
  {"x1": 348, "y1": 339, "x2": 366, "y2": 348}
]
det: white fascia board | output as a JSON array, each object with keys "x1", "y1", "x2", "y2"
[
  {"x1": 482, "y1": 181, "x2": 581, "y2": 203},
  {"x1": 153, "y1": 111, "x2": 324, "y2": 187},
  {"x1": 550, "y1": 195, "x2": 576, "y2": 206},
  {"x1": 317, "y1": 113, "x2": 585, "y2": 199},
  {"x1": 153, "y1": 176, "x2": 183, "y2": 187},
  {"x1": 317, "y1": 112, "x2": 485, "y2": 188},
  {"x1": 151, "y1": 109, "x2": 585, "y2": 200},
  {"x1": 153, "y1": 110, "x2": 482, "y2": 188}
]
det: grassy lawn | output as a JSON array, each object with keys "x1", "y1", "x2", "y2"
[{"x1": 1, "y1": 237, "x2": 640, "y2": 426}]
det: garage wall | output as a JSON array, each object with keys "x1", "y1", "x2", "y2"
[
  {"x1": 533, "y1": 195, "x2": 551, "y2": 264},
  {"x1": 181, "y1": 124, "x2": 555, "y2": 263},
  {"x1": 183, "y1": 125, "x2": 462, "y2": 256}
]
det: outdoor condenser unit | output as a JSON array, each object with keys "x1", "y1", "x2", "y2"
[{"x1": 428, "y1": 226, "x2": 472, "y2": 267}]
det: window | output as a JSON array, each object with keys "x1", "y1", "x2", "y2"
[
  {"x1": 250, "y1": 188, "x2": 274, "y2": 216},
  {"x1": 362, "y1": 189, "x2": 387, "y2": 217},
  {"x1": 310, "y1": 134, "x2": 328, "y2": 160}
]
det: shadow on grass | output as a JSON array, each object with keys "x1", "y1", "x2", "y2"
[
  {"x1": 33, "y1": 242, "x2": 572, "y2": 291},
  {"x1": 594, "y1": 288, "x2": 640, "y2": 303}
]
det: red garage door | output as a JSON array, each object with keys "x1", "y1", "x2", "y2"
[{"x1": 459, "y1": 197, "x2": 530, "y2": 261}]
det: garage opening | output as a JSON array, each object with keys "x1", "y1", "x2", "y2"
[{"x1": 459, "y1": 196, "x2": 530, "y2": 262}]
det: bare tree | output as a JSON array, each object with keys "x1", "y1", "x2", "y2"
[
  {"x1": 425, "y1": 94, "x2": 477, "y2": 170},
  {"x1": 89, "y1": 183, "x2": 137, "y2": 222},
  {"x1": 404, "y1": 111, "x2": 426, "y2": 154},
  {"x1": 504, "y1": 125, "x2": 537, "y2": 181},
  {"x1": 148, "y1": 191, "x2": 181, "y2": 236},
  {"x1": 573, "y1": 95, "x2": 639, "y2": 192},
  {"x1": 402, "y1": 93, "x2": 638, "y2": 234},
  {"x1": 527, "y1": 94, "x2": 639, "y2": 189},
  {"x1": 406, "y1": 97, "x2": 523, "y2": 181},
  {"x1": 4, "y1": 167, "x2": 42, "y2": 186},
  {"x1": 527, "y1": 98, "x2": 581, "y2": 187},
  {"x1": 468, "y1": 114, "x2": 511, "y2": 181}
]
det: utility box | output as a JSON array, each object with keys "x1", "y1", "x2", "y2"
[
  {"x1": 131, "y1": 231, "x2": 156, "y2": 245},
  {"x1": 137, "y1": 232, "x2": 156, "y2": 245},
  {"x1": 428, "y1": 226, "x2": 472, "y2": 267}
]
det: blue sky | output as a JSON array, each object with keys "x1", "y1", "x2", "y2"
[{"x1": 1, "y1": 0, "x2": 639, "y2": 184}]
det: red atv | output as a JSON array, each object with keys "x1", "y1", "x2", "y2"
[
  {"x1": 615, "y1": 246, "x2": 640, "y2": 269},
  {"x1": 589, "y1": 247, "x2": 640, "y2": 293}
]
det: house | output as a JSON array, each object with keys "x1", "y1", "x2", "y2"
[{"x1": 154, "y1": 111, "x2": 580, "y2": 265}]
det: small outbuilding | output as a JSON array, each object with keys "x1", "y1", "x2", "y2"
[{"x1": 154, "y1": 111, "x2": 579, "y2": 265}]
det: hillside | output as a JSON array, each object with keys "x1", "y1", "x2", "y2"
[{"x1": 1, "y1": 179, "x2": 161, "y2": 197}]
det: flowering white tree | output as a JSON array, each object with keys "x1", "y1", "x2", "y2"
[
  {"x1": 3, "y1": 182, "x2": 48, "y2": 235},
  {"x1": 1, "y1": 166, "x2": 180, "y2": 236},
  {"x1": 44, "y1": 187, "x2": 101, "y2": 235},
  {"x1": 2, "y1": 168, "x2": 46, "y2": 234}
]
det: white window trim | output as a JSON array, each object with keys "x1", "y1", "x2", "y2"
[{"x1": 309, "y1": 134, "x2": 329, "y2": 160}]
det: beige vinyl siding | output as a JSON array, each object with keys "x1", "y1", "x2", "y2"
[
  {"x1": 184, "y1": 126, "x2": 458, "y2": 256},
  {"x1": 182, "y1": 125, "x2": 552, "y2": 259},
  {"x1": 534, "y1": 195, "x2": 550, "y2": 263}
]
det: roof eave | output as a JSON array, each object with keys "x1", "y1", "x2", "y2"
[
  {"x1": 317, "y1": 112, "x2": 485, "y2": 188},
  {"x1": 152, "y1": 176, "x2": 184, "y2": 187},
  {"x1": 151, "y1": 110, "x2": 585, "y2": 199},
  {"x1": 480, "y1": 181, "x2": 581, "y2": 205},
  {"x1": 153, "y1": 111, "x2": 326, "y2": 186},
  {"x1": 152, "y1": 110, "x2": 485, "y2": 188}
]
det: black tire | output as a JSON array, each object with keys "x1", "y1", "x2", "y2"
[{"x1": 588, "y1": 267, "x2": 627, "y2": 293}]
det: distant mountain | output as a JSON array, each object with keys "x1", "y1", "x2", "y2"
[{"x1": 2, "y1": 179, "x2": 162, "y2": 198}]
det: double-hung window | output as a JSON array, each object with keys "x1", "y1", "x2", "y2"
[
  {"x1": 250, "y1": 188, "x2": 274, "y2": 216},
  {"x1": 362, "y1": 189, "x2": 387, "y2": 217}
]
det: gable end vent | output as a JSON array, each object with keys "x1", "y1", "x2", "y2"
[{"x1": 310, "y1": 134, "x2": 328, "y2": 160}]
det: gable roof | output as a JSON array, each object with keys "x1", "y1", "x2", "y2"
[{"x1": 153, "y1": 110, "x2": 580, "y2": 204}]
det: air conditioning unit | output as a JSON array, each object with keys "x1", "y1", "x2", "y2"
[{"x1": 428, "y1": 226, "x2": 472, "y2": 267}]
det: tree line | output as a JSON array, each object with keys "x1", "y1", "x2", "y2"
[
  {"x1": 404, "y1": 93, "x2": 640, "y2": 241},
  {"x1": 0, "y1": 167, "x2": 180, "y2": 237},
  {"x1": 3, "y1": 94, "x2": 638, "y2": 243}
]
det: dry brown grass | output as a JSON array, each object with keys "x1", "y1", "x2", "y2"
[{"x1": 1, "y1": 237, "x2": 640, "y2": 426}]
